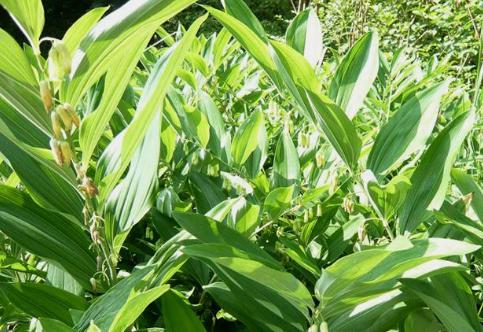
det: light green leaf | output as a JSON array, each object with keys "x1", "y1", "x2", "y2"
[
  {"x1": 62, "y1": 6, "x2": 109, "y2": 55},
  {"x1": 272, "y1": 127, "x2": 300, "y2": 189},
  {"x1": 285, "y1": 8, "x2": 323, "y2": 67},
  {"x1": 222, "y1": 0, "x2": 268, "y2": 42},
  {"x1": 0, "y1": 0, "x2": 44, "y2": 52},
  {"x1": 97, "y1": 16, "x2": 206, "y2": 201},
  {"x1": 232, "y1": 110, "x2": 265, "y2": 166},
  {"x1": 173, "y1": 212, "x2": 280, "y2": 269},
  {"x1": 75, "y1": 266, "x2": 169, "y2": 332},
  {"x1": 399, "y1": 110, "x2": 476, "y2": 233},
  {"x1": 0, "y1": 29, "x2": 51, "y2": 136},
  {"x1": 328, "y1": 31, "x2": 379, "y2": 118},
  {"x1": 264, "y1": 185, "x2": 295, "y2": 220},
  {"x1": 104, "y1": 112, "x2": 160, "y2": 246},
  {"x1": 367, "y1": 81, "x2": 449, "y2": 175}
]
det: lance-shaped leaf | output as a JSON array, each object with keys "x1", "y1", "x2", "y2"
[
  {"x1": 62, "y1": 6, "x2": 109, "y2": 55},
  {"x1": 368, "y1": 81, "x2": 449, "y2": 175},
  {"x1": 223, "y1": 0, "x2": 268, "y2": 42},
  {"x1": 0, "y1": 185, "x2": 96, "y2": 289},
  {"x1": 0, "y1": 29, "x2": 51, "y2": 136},
  {"x1": 207, "y1": 6, "x2": 361, "y2": 169},
  {"x1": 64, "y1": 0, "x2": 197, "y2": 105},
  {"x1": 75, "y1": 234, "x2": 187, "y2": 332},
  {"x1": 399, "y1": 110, "x2": 476, "y2": 233},
  {"x1": 162, "y1": 290, "x2": 207, "y2": 332},
  {"x1": 272, "y1": 127, "x2": 300, "y2": 189},
  {"x1": 285, "y1": 8, "x2": 323, "y2": 67},
  {"x1": 401, "y1": 273, "x2": 481, "y2": 332},
  {"x1": 315, "y1": 236, "x2": 479, "y2": 321},
  {"x1": 0, "y1": 119, "x2": 83, "y2": 218},
  {"x1": 104, "y1": 112, "x2": 161, "y2": 247},
  {"x1": 184, "y1": 243, "x2": 314, "y2": 332},
  {"x1": 97, "y1": 16, "x2": 206, "y2": 201},
  {"x1": 0, "y1": 282, "x2": 87, "y2": 325},
  {"x1": 328, "y1": 31, "x2": 379, "y2": 118},
  {"x1": 232, "y1": 110, "x2": 266, "y2": 166},
  {"x1": 0, "y1": 0, "x2": 44, "y2": 52}
]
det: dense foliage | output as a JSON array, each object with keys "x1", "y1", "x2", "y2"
[{"x1": 0, "y1": 0, "x2": 481, "y2": 331}]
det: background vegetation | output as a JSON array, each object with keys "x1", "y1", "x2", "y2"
[{"x1": 0, "y1": 0, "x2": 481, "y2": 331}]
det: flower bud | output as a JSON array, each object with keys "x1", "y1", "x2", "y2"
[
  {"x1": 50, "y1": 111, "x2": 62, "y2": 138},
  {"x1": 56, "y1": 105, "x2": 72, "y2": 132},
  {"x1": 59, "y1": 141, "x2": 73, "y2": 165},
  {"x1": 316, "y1": 150, "x2": 325, "y2": 168},
  {"x1": 48, "y1": 40, "x2": 71, "y2": 80},
  {"x1": 50, "y1": 138, "x2": 65, "y2": 166},
  {"x1": 64, "y1": 103, "x2": 80, "y2": 128},
  {"x1": 39, "y1": 80, "x2": 52, "y2": 112},
  {"x1": 343, "y1": 196, "x2": 354, "y2": 214}
]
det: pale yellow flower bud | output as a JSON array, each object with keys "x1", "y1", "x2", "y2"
[
  {"x1": 39, "y1": 80, "x2": 52, "y2": 112},
  {"x1": 56, "y1": 105, "x2": 72, "y2": 132},
  {"x1": 48, "y1": 40, "x2": 71, "y2": 80},
  {"x1": 59, "y1": 141, "x2": 73, "y2": 166},
  {"x1": 50, "y1": 138, "x2": 64, "y2": 166},
  {"x1": 50, "y1": 111, "x2": 62, "y2": 138}
]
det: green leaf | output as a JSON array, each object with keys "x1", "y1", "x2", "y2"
[
  {"x1": 0, "y1": 119, "x2": 83, "y2": 218},
  {"x1": 0, "y1": 282, "x2": 87, "y2": 324},
  {"x1": 231, "y1": 110, "x2": 265, "y2": 166},
  {"x1": 189, "y1": 172, "x2": 225, "y2": 214},
  {"x1": 36, "y1": 318, "x2": 77, "y2": 332},
  {"x1": 272, "y1": 127, "x2": 301, "y2": 189},
  {"x1": 367, "y1": 81, "x2": 449, "y2": 175},
  {"x1": 161, "y1": 290, "x2": 206, "y2": 332},
  {"x1": 363, "y1": 170, "x2": 411, "y2": 220},
  {"x1": 285, "y1": 8, "x2": 323, "y2": 67},
  {"x1": 223, "y1": 0, "x2": 268, "y2": 42},
  {"x1": 97, "y1": 16, "x2": 206, "y2": 201},
  {"x1": 264, "y1": 185, "x2": 295, "y2": 220},
  {"x1": 0, "y1": 185, "x2": 96, "y2": 289},
  {"x1": 0, "y1": 29, "x2": 51, "y2": 136},
  {"x1": 184, "y1": 243, "x2": 313, "y2": 332},
  {"x1": 399, "y1": 110, "x2": 476, "y2": 233},
  {"x1": 0, "y1": 0, "x2": 44, "y2": 51},
  {"x1": 315, "y1": 237, "x2": 479, "y2": 320},
  {"x1": 401, "y1": 273, "x2": 481, "y2": 332},
  {"x1": 451, "y1": 168, "x2": 483, "y2": 221},
  {"x1": 64, "y1": 0, "x2": 197, "y2": 106},
  {"x1": 199, "y1": 91, "x2": 231, "y2": 162},
  {"x1": 104, "y1": 112, "x2": 160, "y2": 246},
  {"x1": 74, "y1": 266, "x2": 168, "y2": 332},
  {"x1": 328, "y1": 32, "x2": 379, "y2": 118},
  {"x1": 62, "y1": 6, "x2": 109, "y2": 55},
  {"x1": 79, "y1": 33, "x2": 154, "y2": 166},
  {"x1": 270, "y1": 42, "x2": 361, "y2": 169},
  {"x1": 173, "y1": 211, "x2": 280, "y2": 269}
]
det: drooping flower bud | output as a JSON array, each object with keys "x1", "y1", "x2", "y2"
[
  {"x1": 50, "y1": 138, "x2": 64, "y2": 166},
  {"x1": 64, "y1": 103, "x2": 80, "y2": 128},
  {"x1": 48, "y1": 40, "x2": 71, "y2": 81},
  {"x1": 56, "y1": 105, "x2": 72, "y2": 132},
  {"x1": 59, "y1": 141, "x2": 73, "y2": 166},
  {"x1": 316, "y1": 150, "x2": 325, "y2": 168},
  {"x1": 39, "y1": 80, "x2": 52, "y2": 112},
  {"x1": 50, "y1": 111, "x2": 62, "y2": 138},
  {"x1": 343, "y1": 196, "x2": 354, "y2": 214}
]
